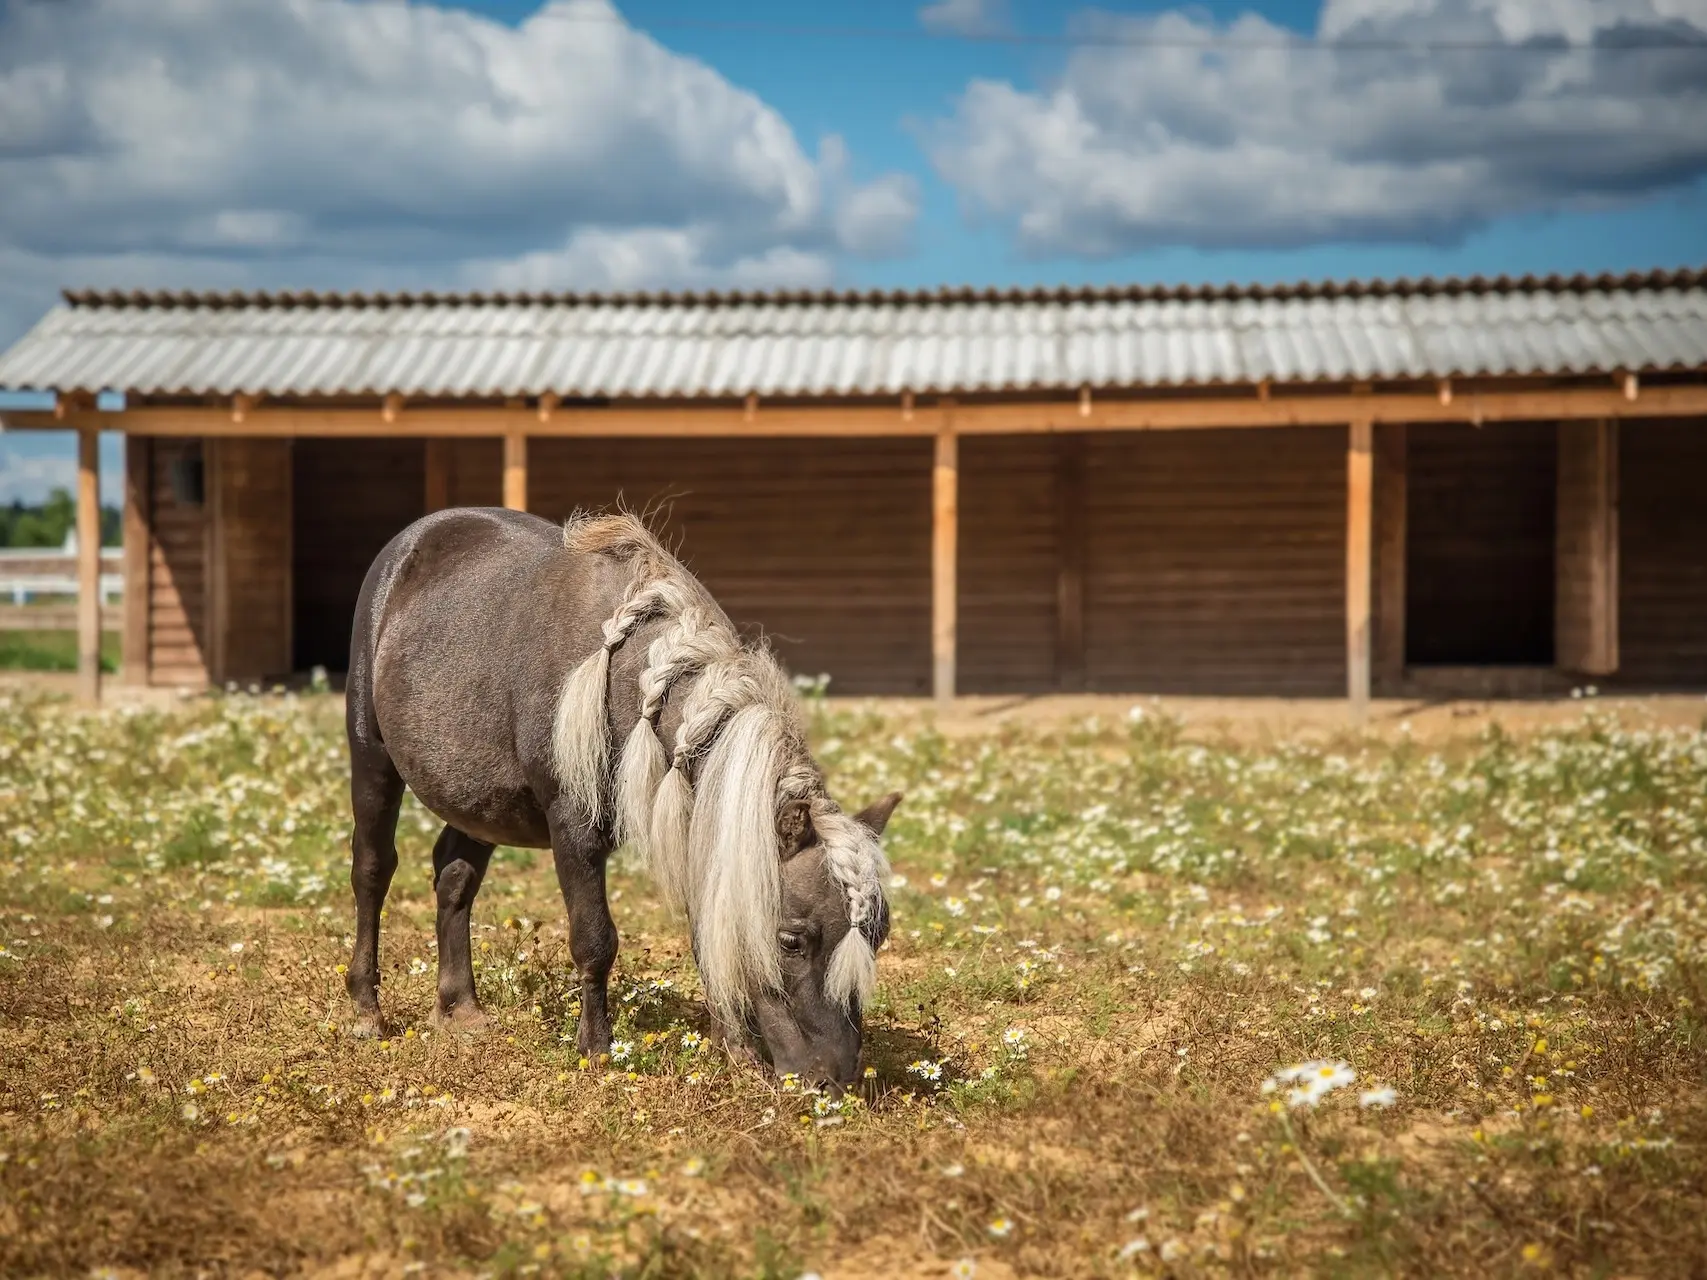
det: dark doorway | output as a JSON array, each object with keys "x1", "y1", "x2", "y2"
[
  {"x1": 1406, "y1": 423, "x2": 1556, "y2": 666},
  {"x1": 291, "y1": 438, "x2": 425, "y2": 673}
]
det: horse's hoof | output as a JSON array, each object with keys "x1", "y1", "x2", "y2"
[
  {"x1": 348, "y1": 1011, "x2": 386, "y2": 1040},
  {"x1": 434, "y1": 1003, "x2": 490, "y2": 1033}
]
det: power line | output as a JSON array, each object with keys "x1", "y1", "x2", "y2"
[{"x1": 527, "y1": 6, "x2": 1707, "y2": 55}]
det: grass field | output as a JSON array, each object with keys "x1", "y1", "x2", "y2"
[
  {"x1": 1, "y1": 690, "x2": 1704, "y2": 1277},
  {"x1": 0, "y1": 629, "x2": 121, "y2": 673}
]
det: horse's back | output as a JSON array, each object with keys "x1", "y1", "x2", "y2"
[{"x1": 351, "y1": 507, "x2": 615, "y2": 848}]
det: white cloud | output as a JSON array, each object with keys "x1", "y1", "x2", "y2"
[
  {"x1": 0, "y1": 435, "x2": 124, "y2": 507},
  {"x1": 919, "y1": 0, "x2": 1009, "y2": 36},
  {"x1": 473, "y1": 229, "x2": 837, "y2": 292},
  {"x1": 0, "y1": 0, "x2": 916, "y2": 347},
  {"x1": 834, "y1": 175, "x2": 922, "y2": 258},
  {"x1": 926, "y1": 0, "x2": 1707, "y2": 254}
]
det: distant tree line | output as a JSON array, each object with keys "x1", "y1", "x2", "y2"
[{"x1": 0, "y1": 489, "x2": 123, "y2": 548}]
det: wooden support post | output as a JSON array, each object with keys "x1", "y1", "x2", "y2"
[
  {"x1": 1055, "y1": 434, "x2": 1086, "y2": 691},
  {"x1": 1373, "y1": 423, "x2": 1407, "y2": 689},
  {"x1": 122, "y1": 436, "x2": 150, "y2": 685},
  {"x1": 502, "y1": 431, "x2": 528, "y2": 512},
  {"x1": 932, "y1": 407, "x2": 958, "y2": 705},
  {"x1": 424, "y1": 439, "x2": 451, "y2": 513},
  {"x1": 1346, "y1": 418, "x2": 1374, "y2": 720},
  {"x1": 76, "y1": 427, "x2": 102, "y2": 704},
  {"x1": 1556, "y1": 419, "x2": 1619, "y2": 675},
  {"x1": 204, "y1": 438, "x2": 227, "y2": 686}
]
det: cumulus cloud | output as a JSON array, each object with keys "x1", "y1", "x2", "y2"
[
  {"x1": 926, "y1": 0, "x2": 1707, "y2": 254},
  {"x1": 919, "y1": 0, "x2": 1010, "y2": 36},
  {"x1": 0, "y1": 0, "x2": 916, "y2": 345}
]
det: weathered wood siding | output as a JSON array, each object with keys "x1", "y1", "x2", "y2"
[
  {"x1": 1082, "y1": 427, "x2": 1347, "y2": 694},
  {"x1": 1618, "y1": 419, "x2": 1707, "y2": 685},
  {"x1": 444, "y1": 438, "x2": 503, "y2": 508},
  {"x1": 959, "y1": 435, "x2": 1061, "y2": 693},
  {"x1": 1406, "y1": 422, "x2": 1556, "y2": 666},
  {"x1": 210, "y1": 438, "x2": 294, "y2": 683},
  {"x1": 529, "y1": 438, "x2": 932, "y2": 695},
  {"x1": 147, "y1": 437, "x2": 211, "y2": 685},
  {"x1": 291, "y1": 438, "x2": 424, "y2": 673}
]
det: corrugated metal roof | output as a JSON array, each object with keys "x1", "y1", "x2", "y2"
[{"x1": 3, "y1": 268, "x2": 1704, "y2": 399}]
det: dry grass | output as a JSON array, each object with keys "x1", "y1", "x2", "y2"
[{"x1": 2, "y1": 689, "x2": 1705, "y2": 1278}]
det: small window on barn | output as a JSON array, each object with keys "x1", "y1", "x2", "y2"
[{"x1": 168, "y1": 449, "x2": 205, "y2": 508}]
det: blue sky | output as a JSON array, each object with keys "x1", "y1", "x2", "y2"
[{"x1": 2, "y1": 0, "x2": 1705, "y2": 503}]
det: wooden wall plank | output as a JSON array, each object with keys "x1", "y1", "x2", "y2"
[
  {"x1": 147, "y1": 438, "x2": 210, "y2": 686},
  {"x1": 1083, "y1": 427, "x2": 1346, "y2": 695},
  {"x1": 1056, "y1": 435, "x2": 1087, "y2": 691},
  {"x1": 1618, "y1": 419, "x2": 1707, "y2": 685},
  {"x1": 529, "y1": 437, "x2": 931, "y2": 695},
  {"x1": 213, "y1": 438, "x2": 295, "y2": 683},
  {"x1": 424, "y1": 438, "x2": 451, "y2": 513},
  {"x1": 959, "y1": 435, "x2": 1059, "y2": 694}
]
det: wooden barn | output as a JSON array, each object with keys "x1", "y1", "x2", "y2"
[{"x1": 2, "y1": 268, "x2": 1705, "y2": 711}]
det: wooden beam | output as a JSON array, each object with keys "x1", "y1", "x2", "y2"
[
  {"x1": 1055, "y1": 434, "x2": 1086, "y2": 691},
  {"x1": 76, "y1": 427, "x2": 102, "y2": 704},
  {"x1": 1373, "y1": 423, "x2": 1407, "y2": 689},
  {"x1": 1556, "y1": 419, "x2": 1620, "y2": 676},
  {"x1": 204, "y1": 438, "x2": 227, "y2": 686},
  {"x1": 424, "y1": 438, "x2": 452, "y2": 513},
  {"x1": 14, "y1": 381, "x2": 1707, "y2": 440},
  {"x1": 121, "y1": 436, "x2": 150, "y2": 686},
  {"x1": 932, "y1": 407, "x2": 958, "y2": 705},
  {"x1": 1346, "y1": 418, "x2": 1374, "y2": 720},
  {"x1": 503, "y1": 431, "x2": 527, "y2": 512}
]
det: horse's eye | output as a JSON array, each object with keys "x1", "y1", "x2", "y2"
[{"x1": 779, "y1": 931, "x2": 804, "y2": 956}]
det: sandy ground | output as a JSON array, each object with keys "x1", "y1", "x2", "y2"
[
  {"x1": 843, "y1": 690, "x2": 1707, "y2": 744},
  {"x1": 5, "y1": 669, "x2": 1702, "y2": 745}
]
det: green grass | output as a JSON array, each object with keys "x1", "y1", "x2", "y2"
[
  {"x1": 1, "y1": 690, "x2": 1704, "y2": 1276},
  {"x1": 0, "y1": 628, "x2": 120, "y2": 673}
]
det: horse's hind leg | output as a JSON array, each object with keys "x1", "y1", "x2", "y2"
[
  {"x1": 431, "y1": 825, "x2": 495, "y2": 1028},
  {"x1": 346, "y1": 742, "x2": 404, "y2": 1037},
  {"x1": 548, "y1": 811, "x2": 618, "y2": 1059}
]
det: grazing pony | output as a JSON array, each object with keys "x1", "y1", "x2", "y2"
[{"x1": 343, "y1": 507, "x2": 899, "y2": 1086}]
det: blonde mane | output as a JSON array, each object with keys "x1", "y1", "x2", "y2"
[{"x1": 551, "y1": 513, "x2": 889, "y2": 1023}]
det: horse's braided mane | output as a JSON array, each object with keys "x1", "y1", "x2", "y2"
[{"x1": 551, "y1": 512, "x2": 888, "y2": 1022}]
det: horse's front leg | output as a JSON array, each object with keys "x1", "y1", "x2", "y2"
[{"x1": 549, "y1": 811, "x2": 618, "y2": 1059}]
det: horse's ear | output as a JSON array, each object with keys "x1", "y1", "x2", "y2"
[
  {"x1": 776, "y1": 799, "x2": 816, "y2": 860},
  {"x1": 853, "y1": 791, "x2": 903, "y2": 837}
]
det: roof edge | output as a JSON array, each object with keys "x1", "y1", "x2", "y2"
[{"x1": 58, "y1": 266, "x2": 1707, "y2": 311}]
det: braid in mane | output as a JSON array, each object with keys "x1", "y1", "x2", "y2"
[{"x1": 548, "y1": 511, "x2": 891, "y2": 1023}]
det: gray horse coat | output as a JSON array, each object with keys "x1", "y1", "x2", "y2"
[{"x1": 343, "y1": 506, "x2": 897, "y2": 1085}]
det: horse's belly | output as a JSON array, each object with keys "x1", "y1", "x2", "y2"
[
  {"x1": 373, "y1": 638, "x2": 554, "y2": 850},
  {"x1": 399, "y1": 752, "x2": 552, "y2": 851}
]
